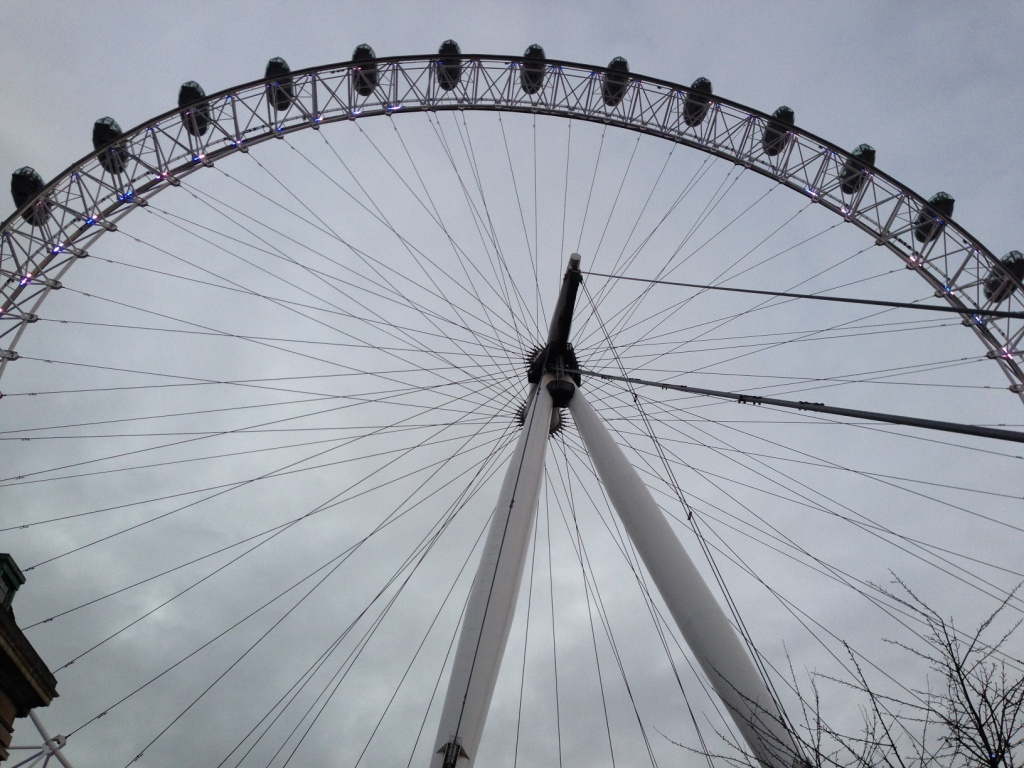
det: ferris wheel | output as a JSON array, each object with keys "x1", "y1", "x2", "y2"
[{"x1": 3, "y1": 43, "x2": 1023, "y2": 768}]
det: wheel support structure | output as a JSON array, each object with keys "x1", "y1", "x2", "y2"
[
  {"x1": 430, "y1": 254, "x2": 806, "y2": 768},
  {"x1": 429, "y1": 255, "x2": 582, "y2": 768},
  {"x1": 569, "y1": 391, "x2": 806, "y2": 768}
]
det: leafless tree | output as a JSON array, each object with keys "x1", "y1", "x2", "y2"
[
  {"x1": 800, "y1": 579, "x2": 1024, "y2": 768},
  {"x1": 669, "y1": 579, "x2": 1024, "y2": 768}
]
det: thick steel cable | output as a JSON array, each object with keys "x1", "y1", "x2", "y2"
[{"x1": 586, "y1": 271, "x2": 1024, "y2": 320}]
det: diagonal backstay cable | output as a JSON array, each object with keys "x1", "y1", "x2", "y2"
[
  {"x1": 584, "y1": 272, "x2": 1024, "y2": 320},
  {"x1": 573, "y1": 368, "x2": 1024, "y2": 444}
]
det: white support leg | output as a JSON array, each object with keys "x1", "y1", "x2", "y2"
[
  {"x1": 429, "y1": 379, "x2": 554, "y2": 768},
  {"x1": 568, "y1": 389, "x2": 805, "y2": 768}
]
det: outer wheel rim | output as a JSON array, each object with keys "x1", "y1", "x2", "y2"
[{"x1": 2, "y1": 53, "x2": 1023, "y2": 393}]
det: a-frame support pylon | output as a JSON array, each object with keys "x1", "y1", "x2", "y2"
[{"x1": 430, "y1": 255, "x2": 806, "y2": 768}]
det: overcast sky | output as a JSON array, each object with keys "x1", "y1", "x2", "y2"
[{"x1": 3, "y1": 3, "x2": 1024, "y2": 768}]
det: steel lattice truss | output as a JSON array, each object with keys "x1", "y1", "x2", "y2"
[{"x1": 3, "y1": 53, "x2": 1023, "y2": 390}]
